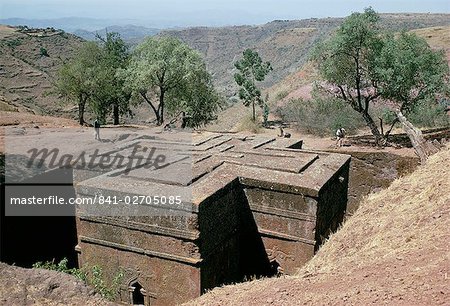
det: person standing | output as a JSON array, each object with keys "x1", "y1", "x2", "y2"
[
  {"x1": 336, "y1": 127, "x2": 346, "y2": 147},
  {"x1": 94, "y1": 118, "x2": 101, "y2": 141}
]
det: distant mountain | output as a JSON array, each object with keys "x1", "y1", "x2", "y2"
[
  {"x1": 73, "y1": 25, "x2": 160, "y2": 42},
  {"x1": 1, "y1": 14, "x2": 449, "y2": 122},
  {"x1": 164, "y1": 19, "x2": 337, "y2": 96},
  {"x1": 164, "y1": 13, "x2": 450, "y2": 96},
  {"x1": 0, "y1": 18, "x2": 161, "y2": 43},
  {"x1": 0, "y1": 17, "x2": 125, "y2": 32},
  {"x1": 268, "y1": 24, "x2": 450, "y2": 107}
]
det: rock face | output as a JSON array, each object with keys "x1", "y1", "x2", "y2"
[
  {"x1": 0, "y1": 262, "x2": 116, "y2": 306},
  {"x1": 344, "y1": 151, "x2": 419, "y2": 214},
  {"x1": 74, "y1": 132, "x2": 350, "y2": 305}
]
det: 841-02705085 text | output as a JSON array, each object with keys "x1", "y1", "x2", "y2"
[
  {"x1": 9, "y1": 195, "x2": 183, "y2": 206},
  {"x1": 94, "y1": 195, "x2": 182, "y2": 205}
]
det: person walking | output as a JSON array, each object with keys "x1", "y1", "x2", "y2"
[{"x1": 94, "y1": 118, "x2": 101, "y2": 141}]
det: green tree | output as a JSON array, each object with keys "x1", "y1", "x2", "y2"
[
  {"x1": 54, "y1": 41, "x2": 103, "y2": 125},
  {"x1": 94, "y1": 32, "x2": 131, "y2": 125},
  {"x1": 234, "y1": 49, "x2": 272, "y2": 121},
  {"x1": 40, "y1": 46, "x2": 49, "y2": 57},
  {"x1": 311, "y1": 7, "x2": 449, "y2": 159},
  {"x1": 311, "y1": 8, "x2": 383, "y2": 143},
  {"x1": 55, "y1": 33, "x2": 131, "y2": 126},
  {"x1": 372, "y1": 31, "x2": 449, "y2": 161},
  {"x1": 168, "y1": 66, "x2": 223, "y2": 128},
  {"x1": 123, "y1": 36, "x2": 220, "y2": 126}
]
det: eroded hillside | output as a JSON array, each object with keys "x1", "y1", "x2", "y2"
[
  {"x1": 163, "y1": 20, "x2": 335, "y2": 95},
  {"x1": 0, "y1": 25, "x2": 83, "y2": 117},
  {"x1": 269, "y1": 24, "x2": 450, "y2": 106},
  {"x1": 1, "y1": 14, "x2": 449, "y2": 122},
  {"x1": 164, "y1": 14, "x2": 450, "y2": 96}
]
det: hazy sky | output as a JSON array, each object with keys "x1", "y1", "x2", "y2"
[{"x1": 1, "y1": 0, "x2": 449, "y2": 27}]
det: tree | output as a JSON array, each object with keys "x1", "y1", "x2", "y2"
[
  {"x1": 93, "y1": 32, "x2": 131, "y2": 125},
  {"x1": 372, "y1": 32, "x2": 449, "y2": 161},
  {"x1": 263, "y1": 103, "x2": 270, "y2": 127},
  {"x1": 234, "y1": 49, "x2": 272, "y2": 121},
  {"x1": 168, "y1": 66, "x2": 223, "y2": 128},
  {"x1": 311, "y1": 8, "x2": 384, "y2": 144},
  {"x1": 311, "y1": 7, "x2": 449, "y2": 160},
  {"x1": 54, "y1": 42, "x2": 103, "y2": 125},
  {"x1": 55, "y1": 33, "x2": 132, "y2": 126},
  {"x1": 40, "y1": 47, "x2": 49, "y2": 57},
  {"x1": 123, "y1": 36, "x2": 220, "y2": 126}
]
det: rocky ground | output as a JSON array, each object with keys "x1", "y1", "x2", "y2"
[{"x1": 0, "y1": 263, "x2": 117, "y2": 306}]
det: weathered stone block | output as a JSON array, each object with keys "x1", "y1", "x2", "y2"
[{"x1": 74, "y1": 133, "x2": 350, "y2": 305}]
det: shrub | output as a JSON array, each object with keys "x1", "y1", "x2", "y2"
[
  {"x1": 33, "y1": 258, "x2": 87, "y2": 282},
  {"x1": 89, "y1": 265, "x2": 124, "y2": 300},
  {"x1": 407, "y1": 99, "x2": 449, "y2": 128},
  {"x1": 40, "y1": 47, "x2": 49, "y2": 57},
  {"x1": 378, "y1": 99, "x2": 449, "y2": 132},
  {"x1": 276, "y1": 96, "x2": 365, "y2": 136},
  {"x1": 33, "y1": 258, "x2": 123, "y2": 301},
  {"x1": 6, "y1": 38, "x2": 22, "y2": 48}
]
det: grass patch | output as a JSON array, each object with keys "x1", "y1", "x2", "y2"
[
  {"x1": 237, "y1": 115, "x2": 263, "y2": 133},
  {"x1": 0, "y1": 101, "x2": 17, "y2": 112},
  {"x1": 275, "y1": 89, "x2": 289, "y2": 101}
]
